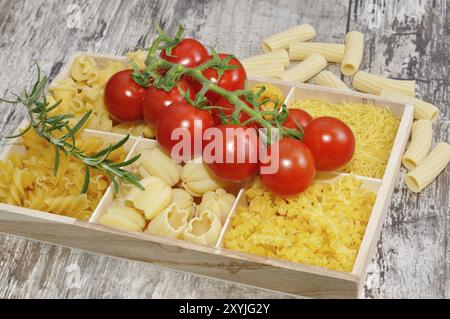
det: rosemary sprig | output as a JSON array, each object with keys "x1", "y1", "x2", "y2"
[{"x1": 0, "y1": 62, "x2": 144, "y2": 194}]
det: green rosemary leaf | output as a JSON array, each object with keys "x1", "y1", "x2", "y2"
[
  {"x1": 109, "y1": 154, "x2": 141, "y2": 168},
  {"x1": 5, "y1": 123, "x2": 32, "y2": 139},
  {"x1": 53, "y1": 144, "x2": 60, "y2": 176},
  {"x1": 91, "y1": 134, "x2": 130, "y2": 158},
  {"x1": 81, "y1": 164, "x2": 90, "y2": 194}
]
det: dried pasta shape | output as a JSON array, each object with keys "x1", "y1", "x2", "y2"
[
  {"x1": 197, "y1": 188, "x2": 236, "y2": 225},
  {"x1": 341, "y1": 31, "x2": 364, "y2": 76},
  {"x1": 289, "y1": 42, "x2": 345, "y2": 63},
  {"x1": 70, "y1": 56, "x2": 97, "y2": 81},
  {"x1": 262, "y1": 24, "x2": 316, "y2": 52},
  {"x1": 127, "y1": 176, "x2": 172, "y2": 219},
  {"x1": 405, "y1": 143, "x2": 450, "y2": 193},
  {"x1": 183, "y1": 210, "x2": 222, "y2": 246},
  {"x1": 402, "y1": 120, "x2": 433, "y2": 170},
  {"x1": 244, "y1": 62, "x2": 285, "y2": 78},
  {"x1": 127, "y1": 50, "x2": 147, "y2": 70},
  {"x1": 310, "y1": 71, "x2": 351, "y2": 91},
  {"x1": 241, "y1": 50, "x2": 290, "y2": 68},
  {"x1": 99, "y1": 205, "x2": 146, "y2": 232},
  {"x1": 279, "y1": 53, "x2": 327, "y2": 83},
  {"x1": 170, "y1": 188, "x2": 195, "y2": 218},
  {"x1": 140, "y1": 148, "x2": 182, "y2": 187},
  {"x1": 352, "y1": 71, "x2": 415, "y2": 97},
  {"x1": 146, "y1": 204, "x2": 190, "y2": 239},
  {"x1": 181, "y1": 158, "x2": 224, "y2": 197}
]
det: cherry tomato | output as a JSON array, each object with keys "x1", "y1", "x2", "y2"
[
  {"x1": 143, "y1": 79, "x2": 196, "y2": 125},
  {"x1": 156, "y1": 102, "x2": 215, "y2": 161},
  {"x1": 283, "y1": 109, "x2": 313, "y2": 131},
  {"x1": 194, "y1": 54, "x2": 247, "y2": 103},
  {"x1": 259, "y1": 138, "x2": 316, "y2": 196},
  {"x1": 160, "y1": 39, "x2": 209, "y2": 68},
  {"x1": 104, "y1": 70, "x2": 146, "y2": 122},
  {"x1": 212, "y1": 97, "x2": 260, "y2": 129},
  {"x1": 303, "y1": 117, "x2": 355, "y2": 171},
  {"x1": 203, "y1": 124, "x2": 259, "y2": 182}
]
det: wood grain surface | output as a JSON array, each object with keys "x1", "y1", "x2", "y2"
[{"x1": 0, "y1": 0, "x2": 448, "y2": 298}]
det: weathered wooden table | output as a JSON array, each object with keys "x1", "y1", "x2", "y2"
[{"x1": 0, "y1": 0, "x2": 448, "y2": 299}]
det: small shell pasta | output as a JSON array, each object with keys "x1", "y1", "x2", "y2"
[
  {"x1": 279, "y1": 53, "x2": 327, "y2": 83},
  {"x1": 181, "y1": 159, "x2": 224, "y2": 197},
  {"x1": 146, "y1": 204, "x2": 190, "y2": 239},
  {"x1": 405, "y1": 143, "x2": 450, "y2": 193},
  {"x1": 197, "y1": 188, "x2": 236, "y2": 225},
  {"x1": 352, "y1": 71, "x2": 415, "y2": 97},
  {"x1": 170, "y1": 188, "x2": 195, "y2": 218},
  {"x1": 241, "y1": 50, "x2": 290, "y2": 68},
  {"x1": 183, "y1": 211, "x2": 222, "y2": 246},
  {"x1": 289, "y1": 42, "x2": 345, "y2": 63},
  {"x1": 380, "y1": 90, "x2": 440, "y2": 122},
  {"x1": 341, "y1": 31, "x2": 364, "y2": 76},
  {"x1": 309, "y1": 71, "x2": 351, "y2": 91},
  {"x1": 262, "y1": 24, "x2": 316, "y2": 52},
  {"x1": 402, "y1": 120, "x2": 433, "y2": 170},
  {"x1": 140, "y1": 148, "x2": 182, "y2": 187},
  {"x1": 99, "y1": 205, "x2": 146, "y2": 232}
]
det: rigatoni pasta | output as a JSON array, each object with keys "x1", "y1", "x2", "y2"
[
  {"x1": 244, "y1": 62, "x2": 285, "y2": 78},
  {"x1": 241, "y1": 50, "x2": 289, "y2": 68},
  {"x1": 279, "y1": 53, "x2": 327, "y2": 83},
  {"x1": 380, "y1": 90, "x2": 440, "y2": 122},
  {"x1": 405, "y1": 143, "x2": 450, "y2": 193},
  {"x1": 402, "y1": 120, "x2": 433, "y2": 170},
  {"x1": 310, "y1": 70, "x2": 351, "y2": 91},
  {"x1": 261, "y1": 24, "x2": 316, "y2": 52},
  {"x1": 352, "y1": 71, "x2": 415, "y2": 96},
  {"x1": 341, "y1": 31, "x2": 364, "y2": 76},
  {"x1": 289, "y1": 42, "x2": 345, "y2": 63}
]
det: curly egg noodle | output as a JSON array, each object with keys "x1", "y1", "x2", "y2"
[
  {"x1": 224, "y1": 176, "x2": 376, "y2": 272},
  {"x1": 290, "y1": 99, "x2": 400, "y2": 179}
]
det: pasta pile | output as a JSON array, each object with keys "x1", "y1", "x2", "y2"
[
  {"x1": 224, "y1": 175, "x2": 376, "y2": 272},
  {"x1": 0, "y1": 130, "x2": 126, "y2": 220},
  {"x1": 48, "y1": 53, "x2": 154, "y2": 138},
  {"x1": 98, "y1": 149, "x2": 237, "y2": 247},
  {"x1": 290, "y1": 98, "x2": 400, "y2": 179}
]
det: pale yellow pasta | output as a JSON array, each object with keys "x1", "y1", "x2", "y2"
[
  {"x1": 289, "y1": 42, "x2": 345, "y2": 63},
  {"x1": 146, "y1": 204, "x2": 190, "y2": 239},
  {"x1": 244, "y1": 62, "x2": 285, "y2": 78},
  {"x1": 341, "y1": 31, "x2": 364, "y2": 76},
  {"x1": 310, "y1": 70, "x2": 351, "y2": 91},
  {"x1": 405, "y1": 143, "x2": 450, "y2": 193},
  {"x1": 262, "y1": 24, "x2": 316, "y2": 52},
  {"x1": 183, "y1": 211, "x2": 222, "y2": 246},
  {"x1": 99, "y1": 205, "x2": 146, "y2": 232},
  {"x1": 170, "y1": 188, "x2": 195, "y2": 218},
  {"x1": 279, "y1": 53, "x2": 327, "y2": 82},
  {"x1": 69, "y1": 95, "x2": 86, "y2": 114},
  {"x1": 197, "y1": 188, "x2": 236, "y2": 225},
  {"x1": 127, "y1": 50, "x2": 148, "y2": 70},
  {"x1": 70, "y1": 56, "x2": 96, "y2": 81},
  {"x1": 241, "y1": 50, "x2": 290, "y2": 68},
  {"x1": 111, "y1": 122, "x2": 156, "y2": 138},
  {"x1": 352, "y1": 71, "x2": 415, "y2": 97},
  {"x1": 139, "y1": 148, "x2": 182, "y2": 187},
  {"x1": 380, "y1": 90, "x2": 439, "y2": 122},
  {"x1": 49, "y1": 80, "x2": 77, "y2": 113},
  {"x1": 181, "y1": 159, "x2": 224, "y2": 197},
  {"x1": 402, "y1": 120, "x2": 433, "y2": 170}
]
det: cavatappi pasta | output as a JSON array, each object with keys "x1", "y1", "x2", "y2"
[
  {"x1": 289, "y1": 99, "x2": 400, "y2": 179},
  {"x1": 341, "y1": 31, "x2": 364, "y2": 76},
  {"x1": 309, "y1": 71, "x2": 351, "y2": 91},
  {"x1": 0, "y1": 130, "x2": 126, "y2": 220},
  {"x1": 352, "y1": 71, "x2": 415, "y2": 97},
  {"x1": 224, "y1": 176, "x2": 376, "y2": 272},
  {"x1": 279, "y1": 53, "x2": 327, "y2": 83},
  {"x1": 405, "y1": 143, "x2": 450, "y2": 193},
  {"x1": 402, "y1": 120, "x2": 433, "y2": 170},
  {"x1": 289, "y1": 42, "x2": 345, "y2": 63},
  {"x1": 261, "y1": 24, "x2": 316, "y2": 52},
  {"x1": 380, "y1": 90, "x2": 440, "y2": 122}
]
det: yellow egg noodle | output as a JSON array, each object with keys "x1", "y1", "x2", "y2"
[
  {"x1": 224, "y1": 175, "x2": 376, "y2": 272},
  {"x1": 0, "y1": 130, "x2": 127, "y2": 220},
  {"x1": 290, "y1": 98, "x2": 400, "y2": 179}
]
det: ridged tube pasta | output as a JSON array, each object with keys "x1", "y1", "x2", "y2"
[
  {"x1": 279, "y1": 53, "x2": 327, "y2": 83},
  {"x1": 352, "y1": 71, "x2": 415, "y2": 97},
  {"x1": 140, "y1": 148, "x2": 182, "y2": 187},
  {"x1": 126, "y1": 176, "x2": 172, "y2": 219},
  {"x1": 181, "y1": 159, "x2": 224, "y2": 197},
  {"x1": 310, "y1": 71, "x2": 351, "y2": 91},
  {"x1": 261, "y1": 24, "x2": 316, "y2": 52},
  {"x1": 380, "y1": 90, "x2": 440, "y2": 122},
  {"x1": 241, "y1": 50, "x2": 290, "y2": 68},
  {"x1": 99, "y1": 205, "x2": 146, "y2": 232},
  {"x1": 405, "y1": 143, "x2": 450, "y2": 193},
  {"x1": 402, "y1": 120, "x2": 433, "y2": 170},
  {"x1": 341, "y1": 31, "x2": 364, "y2": 76},
  {"x1": 244, "y1": 63, "x2": 285, "y2": 78},
  {"x1": 289, "y1": 43, "x2": 345, "y2": 63},
  {"x1": 146, "y1": 204, "x2": 190, "y2": 239},
  {"x1": 170, "y1": 188, "x2": 195, "y2": 218},
  {"x1": 197, "y1": 188, "x2": 236, "y2": 225},
  {"x1": 183, "y1": 211, "x2": 222, "y2": 246}
]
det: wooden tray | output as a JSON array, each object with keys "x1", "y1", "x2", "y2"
[{"x1": 0, "y1": 52, "x2": 414, "y2": 298}]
